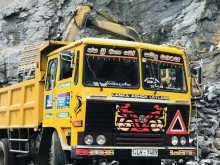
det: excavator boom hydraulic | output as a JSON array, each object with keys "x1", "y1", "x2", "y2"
[{"x1": 62, "y1": 4, "x2": 141, "y2": 42}]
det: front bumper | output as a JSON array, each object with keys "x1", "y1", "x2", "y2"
[{"x1": 72, "y1": 145, "x2": 196, "y2": 159}]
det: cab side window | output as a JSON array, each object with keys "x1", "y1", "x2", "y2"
[
  {"x1": 46, "y1": 59, "x2": 58, "y2": 90},
  {"x1": 60, "y1": 51, "x2": 73, "y2": 80},
  {"x1": 74, "y1": 51, "x2": 80, "y2": 85}
]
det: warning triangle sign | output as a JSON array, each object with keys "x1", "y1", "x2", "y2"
[{"x1": 166, "y1": 110, "x2": 187, "y2": 135}]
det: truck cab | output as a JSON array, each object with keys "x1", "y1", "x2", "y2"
[{"x1": 42, "y1": 38, "x2": 196, "y2": 164}]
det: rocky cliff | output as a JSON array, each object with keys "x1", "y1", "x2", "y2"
[
  {"x1": 1, "y1": 0, "x2": 220, "y2": 164},
  {"x1": 1, "y1": 0, "x2": 220, "y2": 83}
]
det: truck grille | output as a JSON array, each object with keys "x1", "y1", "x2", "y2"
[
  {"x1": 85, "y1": 100, "x2": 114, "y2": 132},
  {"x1": 85, "y1": 99, "x2": 189, "y2": 146},
  {"x1": 115, "y1": 133, "x2": 167, "y2": 146}
]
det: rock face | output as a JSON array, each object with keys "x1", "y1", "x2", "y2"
[
  {"x1": 1, "y1": 1, "x2": 220, "y2": 164},
  {"x1": 0, "y1": 0, "x2": 83, "y2": 83},
  {"x1": 0, "y1": 0, "x2": 220, "y2": 49},
  {"x1": 0, "y1": 0, "x2": 220, "y2": 83},
  {"x1": 0, "y1": 0, "x2": 84, "y2": 47},
  {"x1": 188, "y1": 83, "x2": 220, "y2": 165},
  {"x1": 0, "y1": 46, "x2": 22, "y2": 86}
]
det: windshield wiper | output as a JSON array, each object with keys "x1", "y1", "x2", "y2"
[{"x1": 86, "y1": 56, "x2": 103, "y2": 91}]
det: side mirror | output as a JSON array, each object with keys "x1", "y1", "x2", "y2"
[
  {"x1": 190, "y1": 66, "x2": 203, "y2": 99},
  {"x1": 60, "y1": 51, "x2": 75, "y2": 68},
  {"x1": 190, "y1": 66, "x2": 202, "y2": 85},
  {"x1": 191, "y1": 77, "x2": 202, "y2": 98}
]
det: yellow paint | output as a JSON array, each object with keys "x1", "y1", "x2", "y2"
[
  {"x1": 0, "y1": 38, "x2": 192, "y2": 151},
  {"x1": 170, "y1": 149, "x2": 196, "y2": 156},
  {"x1": 0, "y1": 79, "x2": 44, "y2": 128}
]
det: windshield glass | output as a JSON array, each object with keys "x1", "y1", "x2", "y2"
[
  {"x1": 142, "y1": 50, "x2": 187, "y2": 92},
  {"x1": 84, "y1": 45, "x2": 139, "y2": 88}
]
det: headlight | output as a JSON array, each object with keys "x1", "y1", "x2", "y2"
[
  {"x1": 180, "y1": 137, "x2": 187, "y2": 145},
  {"x1": 96, "y1": 135, "x2": 106, "y2": 145},
  {"x1": 84, "y1": 135, "x2": 94, "y2": 145},
  {"x1": 171, "y1": 136, "x2": 178, "y2": 146}
]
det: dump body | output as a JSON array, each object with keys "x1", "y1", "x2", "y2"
[
  {"x1": 0, "y1": 79, "x2": 44, "y2": 129},
  {"x1": 0, "y1": 41, "x2": 67, "y2": 129}
]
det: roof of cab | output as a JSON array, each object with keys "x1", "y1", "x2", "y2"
[{"x1": 47, "y1": 37, "x2": 186, "y2": 57}]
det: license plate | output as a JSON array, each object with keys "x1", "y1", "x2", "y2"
[{"x1": 132, "y1": 148, "x2": 158, "y2": 157}]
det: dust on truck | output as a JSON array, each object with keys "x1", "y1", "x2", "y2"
[{"x1": 0, "y1": 38, "x2": 196, "y2": 165}]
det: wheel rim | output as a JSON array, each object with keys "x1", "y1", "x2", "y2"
[{"x1": 0, "y1": 148, "x2": 5, "y2": 165}]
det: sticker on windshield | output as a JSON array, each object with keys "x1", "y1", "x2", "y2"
[
  {"x1": 85, "y1": 45, "x2": 137, "y2": 58},
  {"x1": 144, "y1": 77, "x2": 160, "y2": 87},
  {"x1": 56, "y1": 92, "x2": 70, "y2": 109},
  {"x1": 93, "y1": 81, "x2": 132, "y2": 87},
  {"x1": 142, "y1": 51, "x2": 159, "y2": 60},
  {"x1": 142, "y1": 49, "x2": 183, "y2": 63}
]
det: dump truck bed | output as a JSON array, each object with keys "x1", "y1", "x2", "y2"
[
  {"x1": 0, "y1": 41, "x2": 68, "y2": 129},
  {"x1": 0, "y1": 78, "x2": 44, "y2": 129}
]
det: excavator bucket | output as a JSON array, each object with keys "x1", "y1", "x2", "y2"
[{"x1": 63, "y1": 4, "x2": 93, "y2": 41}]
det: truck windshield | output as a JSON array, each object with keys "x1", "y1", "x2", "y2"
[
  {"x1": 142, "y1": 50, "x2": 187, "y2": 92},
  {"x1": 83, "y1": 45, "x2": 139, "y2": 88}
]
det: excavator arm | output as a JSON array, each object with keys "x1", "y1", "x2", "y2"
[
  {"x1": 90, "y1": 14, "x2": 141, "y2": 41},
  {"x1": 62, "y1": 4, "x2": 141, "y2": 42}
]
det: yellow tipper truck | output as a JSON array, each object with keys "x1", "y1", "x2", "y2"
[{"x1": 0, "y1": 38, "x2": 196, "y2": 165}]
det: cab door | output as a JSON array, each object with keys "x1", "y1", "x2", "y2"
[
  {"x1": 53, "y1": 50, "x2": 75, "y2": 128},
  {"x1": 44, "y1": 56, "x2": 58, "y2": 124}
]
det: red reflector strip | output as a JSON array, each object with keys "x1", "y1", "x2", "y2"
[
  {"x1": 76, "y1": 149, "x2": 114, "y2": 156},
  {"x1": 76, "y1": 149, "x2": 90, "y2": 156},
  {"x1": 72, "y1": 120, "x2": 83, "y2": 127}
]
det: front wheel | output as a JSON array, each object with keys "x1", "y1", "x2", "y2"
[
  {"x1": 49, "y1": 131, "x2": 67, "y2": 165},
  {"x1": 0, "y1": 139, "x2": 15, "y2": 165}
]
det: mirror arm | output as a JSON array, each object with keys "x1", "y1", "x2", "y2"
[{"x1": 71, "y1": 58, "x2": 74, "y2": 68}]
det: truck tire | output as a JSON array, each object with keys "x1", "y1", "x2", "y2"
[
  {"x1": 49, "y1": 131, "x2": 67, "y2": 165},
  {"x1": 0, "y1": 139, "x2": 14, "y2": 165}
]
